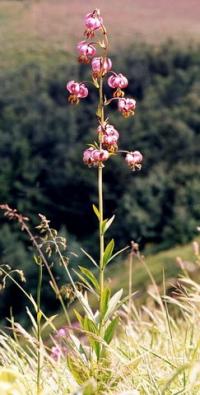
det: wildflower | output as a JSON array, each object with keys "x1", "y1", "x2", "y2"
[
  {"x1": 77, "y1": 41, "x2": 96, "y2": 64},
  {"x1": 55, "y1": 327, "x2": 67, "y2": 338},
  {"x1": 66, "y1": 80, "x2": 88, "y2": 104},
  {"x1": 83, "y1": 147, "x2": 109, "y2": 167},
  {"x1": 84, "y1": 10, "x2": 103, "y2": 38},
  {"x1": 91, "y1": 57, "x2": 112, "y2": 78},
  {"x1": 108, "y1": 73, "x2": 128, "y2": 97},
  {"x1": 118, "y1": 98, "x2": 136, "y2": 117},
  {"x1": 51, "y1": 346, "x2": 62, "y2": 361},
  {"x1": 125, "y1": 151, "x2": 143, "y2": 171},
  {"x1": 97, "y1": 123, "x2": 119, "y2": 152}
]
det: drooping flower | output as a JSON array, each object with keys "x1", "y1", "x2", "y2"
[
  {"x1": 84, "y1": 11, "x2": 103, "y2": 38},
  {"x1": 77, "y1": 41, "x2": 96, "y2": 63},
  {"x1": 125, "y1": 151, "x2": 143, "y2": 171},
  {"x1": 118, "y1": 98, "x2": 136, "y2": 117},
  {"x1": 66, "y1": 80, "x2": 88, "y2": 104},
  {"x1": 97, "y1": 123, "x2": 119, "y2": 152},
  {"x1": 91, "y1": 57, "x2": 112, "y2": 78},
  {"x1": 108, "y1": 73, "x2": 128, "y2": 97},
  {"x1": 83, "y1": 147, "x2": 109, "y2": 167}
]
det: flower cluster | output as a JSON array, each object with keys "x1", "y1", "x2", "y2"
[
  {"x1": 97, "y1": 123, "x2": 119, "y2": 152},
  {"x1": 66, "y1": 8, "x2": 143, "y2": 171}
]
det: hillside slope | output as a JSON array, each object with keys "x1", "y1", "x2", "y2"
[{"x1": 1, "y1": 0, "x2": 200, "y2": 68}]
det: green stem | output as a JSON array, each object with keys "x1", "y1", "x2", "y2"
[
  {"x1": 98, "y1": 76, "x2": 105, "y2": 322},
  {"x1": 36, "y1": 262, "x2": 43, "y2": 395}
]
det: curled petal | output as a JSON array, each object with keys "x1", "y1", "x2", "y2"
[
  {"x1": 118, "y1": 98, "x2": 136, "y2": 117},
  {"x1": 125, "y1": 151, "x2": 143, "y2": 171},
  {"x1": 66, "y1": 81, "x2": 88, "y2": 103},
  {"x1": 108, "y1": 73, "x2": 128, "y2": 89},
  {"x1": 77, "y1": 41, "x2": 96, "y2": 57},
  {"x1": 91, "y1": 57, "x2": 112, "y2": 77},
  {"x1": 85, "y1": 12, "x2": 103, "y2": 30},
  {"x1": 78, "y1": 84, "x2": 88, "y2": 98}
]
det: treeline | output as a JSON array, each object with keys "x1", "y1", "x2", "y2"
[{"x1": 0, "y1": 42, "x2": 200, "y2": 321}]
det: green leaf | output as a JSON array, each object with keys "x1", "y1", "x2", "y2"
[
  {"x1": 101, "y1": 287, "x2": 111, "y2": 319},
  {"x1": 104, "y1": 317, "x2": 119, "y2": 344},
  {"x1": 76, "y1": 291, "x2": 95, "y2": 322},
  {"x1": 72, "y1": 269, "x2": 96, "y2": 296},
  {"x1": 102, "y1": 215, "x2": 115, "y2": 234},
  {"x1": 83, "y1": 316, "x2": 98, "y2": 334},
  {"x1": 83, "y1": 317, "x2": 100, "y2": 359},
  {"x1": 104, "y1": 289, "x2": 123, "y2": 321},
  {"x1": 79, "y1": 266, "x2": 100, "y2": 292},
  {"x1": 103, "y1": 239, "x2": 115, "y2": 268},
  {"x1": 81, "y1": 248, "x2": 98, "y2": 268},
  {"x1": 92, "y1": 204, "x2": 100, "y2": 220},
  {"x1": 73, "y1": 309, "x2": 83, "y2": 326},
  {"x1": 107, "y1": 245, "x2": 129, "y2": 264}
]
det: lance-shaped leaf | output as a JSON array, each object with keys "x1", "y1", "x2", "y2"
[
  {"x1": 92, "y1": 204, "x2": 100, "y2": 220},
  {"x1": 81, "y1": 248, "x2": 98, "y2": 268},
  {"x1": 104, "y1": 289, "x2": 123, "y2": 321},
  {"x1": 100, "y1": 287, "x2": 111, "y2": 319},
  {"x1": 79, "y1": 266, "x2": 100, "y2": 292},
  {"x1": 83, "y1": 317, "x2": 100, "y2": 359},
  {"x1": 107, "y1": 245, "x2": 129, "y2": 264},
  {"x1": 103, "y1": 239, "x2": 115, "y2": 268},
  {"x1": 102, "y1": 215, "x2": 115, "y2": 235},
  {"x1": 76, "y1": 291, "x2": 95, "y2": 322},
  {"x1": 104, "y1": 317, "x2": 119, "y2": 344}
]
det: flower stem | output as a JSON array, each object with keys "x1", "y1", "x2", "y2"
[{"x1": 98, "y1": 75, "x2": 105, "y2": 322}]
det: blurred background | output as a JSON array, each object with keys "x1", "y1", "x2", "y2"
[{"x1": 0, "y1": 0, "x2": 200, "y2": 325}]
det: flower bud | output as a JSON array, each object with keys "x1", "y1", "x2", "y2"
[
  {"x1": 77, "y1": 41, "x2": 96, "y2": 63},
  {"x1": 125, "y1": 151, "x2": 143, "y2": 171},
  {"x1": 118, "y1": 98, "x2": 136, "y2": 117},
  {"x1": 66, "y1": 80, "x2": 88, "y2": 104},
  {"x1": 91, "y1": 57, "x2": 112, "y2": 78}
]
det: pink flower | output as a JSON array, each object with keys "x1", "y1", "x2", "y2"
[
  {"x1": 66, "y1": 80, "x2": 88, "y2": 104},
  {"x1": 108, "y1": 73, "x2": 128, "y2": 89},
  {"x1": 51, "y1": 346, "x2": 62, "y2": 361},
  {"x1": 77, "y1": 41, "x2": 96, "y2": 63},
  {"x1": 118, "y1": 98, "x2": 136, "y2": 117},
  {"x1": 125, "y1": 151, "x2": 143, "y2": 171},
  {"x1": 83, "y1": 147, "x2": 109, "y2": 167},
  {"x1": 51, "y1": 345, "x2": 68, "y2": 361},
  {"x1": 84, "y1": 11, "x2": 103, "y2": 37},
  {"x1": 91, "y1": 57, "x2": 112, "y2": 78},
  {"x1": 55, "y1": 328, "x2": 67, "y2": 338},
  {"x1": 108, "y1": 73, "x2": 128, "y2": 97},
  {"x1": 97, "y1": 123, "x2": 119, "y2": 152}
]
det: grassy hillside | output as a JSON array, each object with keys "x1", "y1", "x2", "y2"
[
  {"x1": 1, "y1": 0, "x2": 200, "y2": 69},
  {"x1": 53, "y1": 236, "x2": 200, "y2": 330}
]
